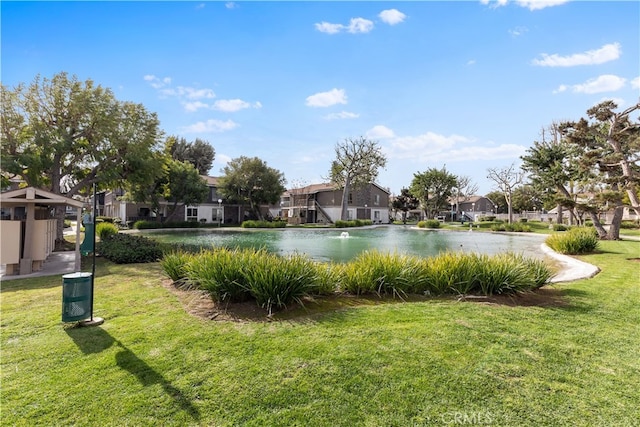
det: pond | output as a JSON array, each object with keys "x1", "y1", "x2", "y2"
[{"x1": 144, "y1": 226, "x2": 547, "y2": 263}]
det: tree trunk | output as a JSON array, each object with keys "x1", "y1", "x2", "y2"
[
  {"x1": 54, "y1": 205, "x2": 68, "y2": 250},
  {"x1": 607, "y1": 205, "x2": 624, "y2": 240},
  {"x1": 586, "y1": 211, "x2": 608, "y2": 239},
  {"x1": 340, "y1": 177, "x2": 351, "y2": 221}
]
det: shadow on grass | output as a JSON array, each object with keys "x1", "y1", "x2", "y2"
[{"x1": 65, "y1": 326, "x2": 200, "y2": 422}]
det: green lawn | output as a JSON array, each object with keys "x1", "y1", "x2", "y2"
[{"x1": 1, "y1": 241, "x2": 639, "y2": 426}]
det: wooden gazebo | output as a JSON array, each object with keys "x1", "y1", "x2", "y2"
[{"x1": 0, "y1": 187, "x2": 84, "y2": 275}]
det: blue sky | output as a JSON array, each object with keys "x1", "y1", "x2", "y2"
[{"x1": 2, "y1": 1, "x2": 639, "y2": 195}]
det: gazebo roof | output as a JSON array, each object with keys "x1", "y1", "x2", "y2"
[{"x1": 0, "y1": 187, "x2": 85, "y2": 208}]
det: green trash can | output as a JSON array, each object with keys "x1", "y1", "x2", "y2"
[{"x1": 62, "y1": 272, "x2": 93, "y2": 322}]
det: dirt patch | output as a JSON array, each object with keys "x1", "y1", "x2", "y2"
[
  {"x1": 458, "y1": 286, "x2": 569, "y2": 308},
  {"x1": 627, "y1": 258, "x2": 640, "y2": 262},
  {"x1": 162, "y1": 279, "x2": 570, "y2": 322}
]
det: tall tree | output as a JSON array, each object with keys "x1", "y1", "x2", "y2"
[
  {"x1": 485, "y1": 191, "x2": 507, "y2": 214},
  {"x1": 218, "y1": 156, "x2": 286, "y2": 220},
  {"x1": 162, "y1": 160, "x2": 209, "y2": 221},
  {"x1": 328, "y1": 137, "x2": 387, "y2": 221},
  {"x1": 410, "y1": 166, "x2": 458, "y2": 219},
  {"x1": 0, "y1": 72, "x2": 164, "y2": 245},
  {"x1": 392, "y1": 188, "x2": 419, "y2": 224},
  {"x1": 559, "y1": 101, "x2": 640, "y2": 240},
  {"x1": 521, "y1": 123, "x2": 581, "y2": 225},
  {"x1": 169, "y1": 136, "x2": 215, "y2": 175},
  {"x1": 452, "y1": 175, "x2": 479, "y2": 217},
  {"x1": 487, "y1": 163, "x2": 525, "y2": 224}
]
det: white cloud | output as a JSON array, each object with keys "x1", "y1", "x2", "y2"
[
  {"x1": 389, "y1": 132, "x2": 472, "y2": 156},
  {"x1": 305, "y1": 88, "x2": 347, "y2": 107},
  {"x1": 160, "y1": 86, "x2": 216, "y2": 100},
  {"x1": 516, "y1": 0, "x2": 569, "y2": 11},
  {"x1": 574, "y1": 75, "x2": 626, "y2": 94},
  {"x1": 481, "y1": 0, "x2": 568, "y2": 10},
  {"x1": 532, "y1": 43, "x2": 621, "y2": 67},
  {"x1": 379, "y1": 9, "x2": 406, "y2": 25},
  {"x1": 554, "y1": 75, "x2": 627, "y2": 95},
  {"x1": 225, "y1": 2, "x2": 237, "y2": 9},
  {"x1": 213, "y1": 99, "x2": 262, "y2": 112},
  {"x1": 347, "y1": 18, "x2": 374, "y2": 34},
  {"x1": 324, "y1": 111, "x2": 360, "y2": 120},
  {"x1": 466, "y1": 59, "x2": 476, "y2": 66},
  {"x1": 182, "y1": 119, "x2": 238, "y2": 133},
  {"x1": 631, "y1": 76, "x2": 640, "y2": 90},
  {"x1": 366, "y1": 125, "x2": 396, "y2": 139},
  {"x1": 315, "y1": 17, "x2": 374, "y2": 34},
  {"x1": 509, "y1": 26, "x2": 528, "y2": 37},
  {"x1": 315, "y1": 21, "x2": 344, "y2": 34},
  {"x1": 184, "y1": 101, "x2": 210, "y2": 112},
  {"x1": 143, "y1": 75, "x2": 171, "y2": 89}
]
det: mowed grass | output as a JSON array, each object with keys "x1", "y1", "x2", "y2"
[{"x1": 1, "y1": 241, "x2": 639, "y2": 426}]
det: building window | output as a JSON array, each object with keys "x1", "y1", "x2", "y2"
[
  {"x1": 186, "y1": 207, "x2": 198, "y2": 221},
  {"x1": 347, "y1": 210, "x2": 353, "y2": 220},
  {"x1": 374, "y1": 194, "x2": 380, "y2": 206},
  {"x1": 374, "y1": 210, "x2": 380, "y2": 221},
  {"x1": 348, "y1": 193, "x2": 353, "y2": 204}
]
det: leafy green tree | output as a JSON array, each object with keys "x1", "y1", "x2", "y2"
[
  {"x1": 559, "y1": 101, "x2": 640, "y2": 239},
  {"x1": 218, "y1": 156, "x2": 286, "y2": 220},
  {"x1": 162, "y1": 160, "x2": 209, "y2": 221},
  {"x1": 521, "y1": 124, "x2": 581, "y2": 225},
  {"x1": 0, "y1": 72, "x2": 164, "y2": 245},
  {"x1": 328, "y1": 137, "x2": 387, "y2": 221},
  {"x1": 168, "y1": 136, "x2": 215, "y2": 175},
  {"x1": 410, "y1": 166, "x2": 458, "y2": 219},
  {"x1": 511, "y1": 184, "x2": 544, "y2": 214},
  {"x1": 485, "y1": 191, "x2": 507, "y2": 214},
  {"x1": 392, "y1": 188, "x2": 419, "y2": 224}
]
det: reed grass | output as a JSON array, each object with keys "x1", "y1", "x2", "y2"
[
  {"x1": 161, "y1": 247, "x2": 552, "y2": 313},
  {"x1": 546, "y1": 227, "x2": 599, "y2": 254}
]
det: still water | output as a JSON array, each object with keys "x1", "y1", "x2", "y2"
[{"x1": 145, "y1": 226, "x2": 546, "y2": 263}]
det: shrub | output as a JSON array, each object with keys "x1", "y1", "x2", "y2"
[
  {"x1": 334, "y1": 219, "x2": 373, "y2": 228},
  {"x1": 520, "y1": 218, "x2": 528, "y2": 223},
  {"x1": 133, "y1": 220, "x2": 202, "y2": 230},
  {"x1": 553, "y1": 224, "x2": 569, "y2": 231},
  {"x1": 338, "y1": 251, "x2": 423, "y2": 297},
  {"x1": 96, "y1": 216, "x2": 115, "y2": 223},
  {"x1": 99, "y1": 234, "x2": 163, "y2": 263},
  {"x1": 546, "y1": 227, "x2": 599, "y2": 254},
  {"x1": 418, "y1": 220, "x2": 441, "y2": 229},
  {"x1": 621, "y1": 220, "x2": 640, "y2": 229},
  {"x1": 491, "y1": 222, "x2": 531, "y2": 232},
  {"x1": 160, "y1": 251, "x2": 194, "y2": 285},
  {"x1": 183, "y1": 248, "x2": 252, "y2": 303},
  {"x1": 96, "y1": 222, "x2": 119, "y2": 241},
  {"x1": 244, "y1": 252, "x2": 320, "y2": 315},
  {"x1": 241, "y1": 220, "x2": 287, "y2": 228}
]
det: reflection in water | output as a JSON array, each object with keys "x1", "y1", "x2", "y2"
[{"x1": 149, "y1": 226, "x2": 546, "y2": 263}]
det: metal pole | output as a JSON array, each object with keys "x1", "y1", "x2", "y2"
[{"x1": 90, "y1": 183, "x2": 97, "y2": 321}]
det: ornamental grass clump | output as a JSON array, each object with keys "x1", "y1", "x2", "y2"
[
  {"x1": 183, "y1": 248, "x2": 252, "y2": 303},
  {"x1": 96, "y1": 222, "x2": 119, "y2": 241},
  {"x1": 546, "y1": 227, "x2": 599, "y2": 254},
  {"x1": 338, "y1": 251, "x2": 423, "y2": 298},
  {"x1": 421, "y1": 252, "x2": 480, "y2": 295},
  {"x1": 243, "y1": 252, "x2": 320, "y2": 315},
  {"x1": 159, "y1": 251, "x2": 194, "y2": 285}
]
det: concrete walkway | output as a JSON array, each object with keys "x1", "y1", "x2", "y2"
[{"x1": 0, "y1": 251, "x2": 79, "y2": 282}]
